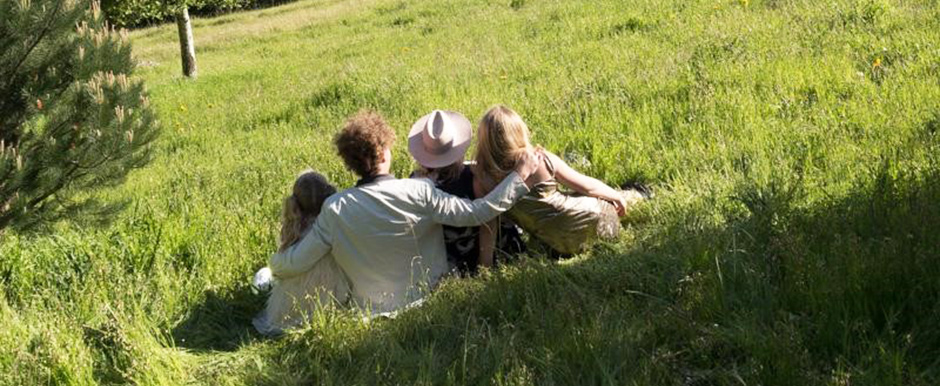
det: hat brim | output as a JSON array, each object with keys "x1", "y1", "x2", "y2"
[{"x1": 408, "y1": 110, "x2": 473, "y2": 169}]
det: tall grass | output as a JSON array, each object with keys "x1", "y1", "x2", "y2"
[{"x1": 2, "y1": 0, "x2": 939, "y2": 384}]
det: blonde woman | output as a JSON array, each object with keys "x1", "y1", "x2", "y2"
[
  {"x1": 253, "y1": 170, "x2": 350, "y2": 335},
  {"x1": 408, "y1": 110, "x2": 526, "y2": 274},
  {"x1": 472, "y1": 105, "x2": 646, "y2": 257}
]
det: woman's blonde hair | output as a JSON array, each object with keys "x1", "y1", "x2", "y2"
[
  {"x1": 473, "y1": 105, "x2": 532, "y2": 188},
  {"x1": 279, "y1": 170, "x2": 337, "y2": 252}
]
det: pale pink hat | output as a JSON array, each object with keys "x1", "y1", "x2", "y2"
[{"x1": 408, "y1": 110, "x2": 472, "y2": 168}]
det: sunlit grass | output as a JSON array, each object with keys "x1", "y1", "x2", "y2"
[{"x1": 2, "y1": 0, "x2": 940, "y2": 384}]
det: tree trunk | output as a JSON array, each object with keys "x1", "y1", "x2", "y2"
[{"x1": 176, "y1": 8, "x2": 197, "y2": 78}]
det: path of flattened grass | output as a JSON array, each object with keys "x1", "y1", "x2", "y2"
[{"x1": 2, "y1": 0, "x2": 940, "y2": 384}]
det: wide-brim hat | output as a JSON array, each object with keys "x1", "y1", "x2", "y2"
[{"x1": 408, "y1": 110, "x2": 472, "y2": 168}]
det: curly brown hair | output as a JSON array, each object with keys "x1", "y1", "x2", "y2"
[{"x1": 334, "y1": 110, "x2": 397, "y2": 177}]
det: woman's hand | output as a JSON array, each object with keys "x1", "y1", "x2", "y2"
[
  {"x1": 513, "y1": 149, "x2": 542, "y2": 181},
  {"x1": 609, "y1": 196, "x2": 627, "y2": 216}
]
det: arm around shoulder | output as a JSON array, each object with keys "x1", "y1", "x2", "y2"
[
  {"x1": 269, "y1": 213, "x2": 333, "y2": 278},
  {"x1": 427, "y1": 172, "x2": 529, "y2": 228}
]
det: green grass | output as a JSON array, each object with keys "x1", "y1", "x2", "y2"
[{"x1": 2, "y1": 0, "x2": 940, "y2": 384}]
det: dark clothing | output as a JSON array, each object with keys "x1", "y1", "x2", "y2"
[
  {"x1": 411, "y1": 166, "x2": 525, "y2": 275},
  {"x1": 435, "y1": 166, "x2": 476, "y2": 202},
  {"x1": 436, "y1": 167, "x2": 480, "y2": 273}
]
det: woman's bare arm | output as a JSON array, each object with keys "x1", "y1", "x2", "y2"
[
  {"x1": 473, "y1": 177, "x2": 497, "y2": 266},
  {"x1": 478, "y1": 219, "x2": 497, "y2": 269},
  {"x1": 547, "y1": 151, "x2": 627, "y2": 215}
]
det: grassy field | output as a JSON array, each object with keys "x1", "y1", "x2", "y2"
[{"x1": 2, "y1": 0, "x2": 940, "y2": 384}]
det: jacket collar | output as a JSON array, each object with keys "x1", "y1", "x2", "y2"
[{"x1": 356, "y1": 174, "x2": 395, "y2": 187}]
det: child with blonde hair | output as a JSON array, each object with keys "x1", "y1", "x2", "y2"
[{"x1": 252, "y1": 170, "x2": 350, "y2": 335}]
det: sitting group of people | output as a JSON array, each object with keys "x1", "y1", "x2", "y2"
[{"x1": 252, "y1": 105, "x2": 647, "y2": 334}]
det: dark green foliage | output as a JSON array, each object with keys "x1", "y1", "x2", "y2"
[
  {"x1": 101, "y1": 0, "x2": 296, "y2": 28},
  {"x1": 0, "y1": 0, "x2": 158, "y2": 232}
]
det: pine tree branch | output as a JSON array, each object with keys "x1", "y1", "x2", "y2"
[
  {"x1": 0, "y1": 1, "x2": 157, "y2": 232},
  {"x1": 26, "y1": 142, "x2": 123, "y2": 211},
  {"x1": 0, "y1": 214, "x2": 12, "y2": 231},
  {"x1": 0, "y1": 192, "x2": 20, "y2": 230},
  {"x1": 0, "y1": 0, "x2": 69, "y2": 139},
  {"x1": 2, "y1": 0, "x2": 65, "y2": 82},
  {"x1": 25, "y1": 162, "x2": 80, "y2": 210},
  {"x1": 78, "y1": 152, "x2": 119, "y2": 171},
  {"x1": 0, "y1": 167, "x2": 11, "y2": 186}
]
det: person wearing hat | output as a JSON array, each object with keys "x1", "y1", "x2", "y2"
[
  {"x1": 409, "y1": 110, "x2": 526, "y2": 275},
  {"x1": 268, "y1": 110, "x2": 541, "y2": 315}
]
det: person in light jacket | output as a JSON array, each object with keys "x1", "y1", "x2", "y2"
[{"x1": 268, "y1": 110, "x2": 540, "y2": 316}]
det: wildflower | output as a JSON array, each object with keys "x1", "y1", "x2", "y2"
[
  {"x1": 36, "y1": 99, "x2": 43, "y2": 110},
  {"x1": 872, "y1": 57, "x2": 882, "y2": 69}
]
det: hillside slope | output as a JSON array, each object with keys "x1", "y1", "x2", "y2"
[{"x1": 2, "y1": 0, "x2": 939, "y2": 384}]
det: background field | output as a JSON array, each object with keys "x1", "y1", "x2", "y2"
[{"x1": 2, "y1": 0, "x2": 940, "y2": 384}]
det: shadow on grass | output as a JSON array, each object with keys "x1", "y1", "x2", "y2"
[
  {"x1": 173, "y1": 152, "x2": 940, "y2": 384},
  {"x1": 258, "y1": 155, "x2": 940, "y2": 385},
  {"x1": 171, "y1": 285, "x2": 267, "y2": 352}
]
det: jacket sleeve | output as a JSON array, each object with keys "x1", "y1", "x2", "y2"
[
  {"x1": 427, "y1": 171, "x2": 529, "y2": 227},
  {"x1": 269, "y1": 213, "x2": 332, "y2": 278}
]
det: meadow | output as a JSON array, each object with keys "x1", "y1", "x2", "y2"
[{"x1": 2, "y1": 0, "x2": 940, "y2": 384}]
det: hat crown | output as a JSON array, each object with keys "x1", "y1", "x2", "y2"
[
  {"x1": 408, "y1": 109, "x2": 472, "y2": 168},
  {"x1": 421, "y1": 110, "x2": 454, "y2": 155}
]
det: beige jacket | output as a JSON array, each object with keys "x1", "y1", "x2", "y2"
[{"x1": 269, "y1": 172, "x2": 529, "y2": 313}]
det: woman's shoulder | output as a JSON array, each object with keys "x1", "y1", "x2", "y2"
[
  {"x1": 468, "y1": 162, "x2": 499, "y2": 195},
  {"x1": 537, "y1": 148, "x2": 561, "y2": 165}
]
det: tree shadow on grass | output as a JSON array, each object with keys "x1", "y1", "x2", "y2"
[
  {"x1": 172, "y1": 148, "x2": 940, "y2": 384},
  {"x1": 258, "y1": 154, "x2": 940, "y2": 385},
  {"x1": 171, "y1": 284, "x2": 268, "y2": 352}
]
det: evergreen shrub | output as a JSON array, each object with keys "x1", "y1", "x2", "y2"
[{"x1": 0, "y1": 0, "x2": 158, "y2": 231}]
